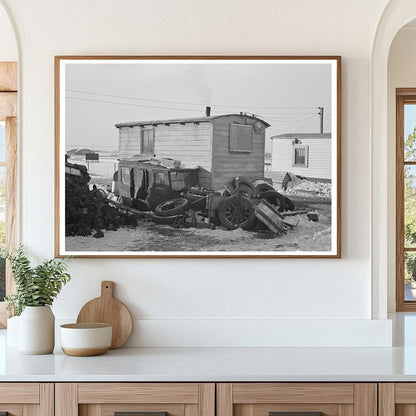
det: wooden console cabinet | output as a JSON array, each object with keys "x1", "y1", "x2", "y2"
[{"x1": 5, "y1": 381, "x2": 416, "y2": 416}]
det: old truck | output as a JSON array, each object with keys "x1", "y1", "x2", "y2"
[{"x1": 113, "y1": 158, "x2": 199, "y2": 211}]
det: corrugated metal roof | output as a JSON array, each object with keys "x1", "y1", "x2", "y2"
[
  {"x1": 115, "y1": 114, "x2": 270, "y2": 128},
  {"x1": 271, "y1": 133, "x2": 331, "y2": 139}
]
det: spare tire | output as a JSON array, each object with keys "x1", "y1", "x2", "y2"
[
  {"x1": 258, "y1": 190, "x2": 287, "y2": 212},
  {"x1": 154, "y1": 198, "x2": 189, "y2": 217},
  {"x1": 149, "y1": 213, "x2": 178, "y2": 225}
]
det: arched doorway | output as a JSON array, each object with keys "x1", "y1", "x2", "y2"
[{"x1": 371, "y1": 1, "x2": 416, "y2": 318}]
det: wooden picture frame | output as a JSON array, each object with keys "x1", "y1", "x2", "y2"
[{"x1": 55, "y1": 56, "x2": 341, "y2": 258}]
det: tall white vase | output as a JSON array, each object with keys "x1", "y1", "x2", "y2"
[{"x1": 19, "y1": 306, "x2": 55, "y2": 354}]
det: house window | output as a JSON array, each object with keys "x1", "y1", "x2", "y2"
[
  {"x1": 141, "y1": 128, "x2": 154, "y2": 155},
  {"x1": 293, "y1": 145, "x2": 309, "y2": 167},
  {"x1": 396, "y1": 89, "x2": 416, "y2": 311},
  {"x1": 229, "y1": 123, "x2": 253, "y2": 153}
]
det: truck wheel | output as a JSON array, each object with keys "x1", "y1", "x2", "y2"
[
  {"x1": 284, "y1": 195, "x2": 295, "y2": 211},
  {"x1": 233, "y1": 183, "x2": 256, "y2": 198},
  {"x1": 218, "y1": 195, "x2": 256, "y2": 230},
  {"x1": 254, "y1": 182, "x2": 274, "y2": 196},
  {"x1": 154, "y1": 198, "x2": 189, "y2": 217},
  {"x1": 258, "y1": 190, "x2": 287, "y2": 212}
]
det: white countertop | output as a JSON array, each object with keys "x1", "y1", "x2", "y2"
[
  {"x1": 2, "y1": 346, "x2": 416, "y2": 382},
  {"x1": 2, "y1": 313, "x2": 416, "y2": 382}
]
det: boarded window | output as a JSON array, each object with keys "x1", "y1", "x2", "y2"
[
  {"x1": 141, "y1": 128, "x2": 155, "y2": 155},
  {"x1": 292, "y1": 145, "x2": 309, "y2": 167},
  {"x1": 229, "y1": 124, "x2": 253, "y2": 153}
]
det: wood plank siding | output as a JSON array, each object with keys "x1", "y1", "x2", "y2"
[
  {"x1": 271, "y1": 134, "x2": 332, "y2": 180},
  {"x1": 116, "y1": 114, "x2": 268, "y2": 190},
  {"x1": 211, "y1": 115, "x2": 266, "y2": 190},
  {"x1": 119, "y1": 126, "x2": 141, "y2": 160},
  {"x1": 154, "y1": 123, "x2": 213, "y2": 189}
]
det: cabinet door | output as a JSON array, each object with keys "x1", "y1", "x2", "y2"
[
  {"x1": 56, "y1": 383, "x2": 215, "y2": 416},
  {"x1": 217, "y1": 383, "x2": 377, "y2": 416},
  {"x1": 0, "y1": 383, "x2": 53, "y2": 416},
  {"x1": 379, "y1": 383, "x2": 416, "y2": 416}
]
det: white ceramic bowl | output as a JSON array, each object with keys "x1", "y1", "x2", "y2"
[{"x1": 60, "y1": 323, "x2": 112, "y2": 356}]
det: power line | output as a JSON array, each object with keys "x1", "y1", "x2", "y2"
[
  {"x1": 293, "y1": 116, "x2": 317, "y2": 133},
  {"x1": 66, "y1": 96, "x2": 320, "y2": 123},
  {"x1": 66, "y1": 96, "x2": 320, "y2": 121},
  {"x1": 66, "y1": 96, "x2": 208, "y2": 112},
  {"x1": 66, "y1": 89, "x2": 318, "y2": 110}
]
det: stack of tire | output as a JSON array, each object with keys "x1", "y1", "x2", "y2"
[{"x1": 217, "y1": 178, "x2": 295, "y2": 230}]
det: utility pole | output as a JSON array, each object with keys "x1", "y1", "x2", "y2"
[{"x1": 318, "y1": 107, "x2": 324, "y2": 134}]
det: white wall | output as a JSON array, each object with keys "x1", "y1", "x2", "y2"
[
  {"x1": 272, "y1": 137, "x2": 332, "y2": 180},
  {"x1": 0, "y1": 3, "x2": 16, "y2": 61},
  {"x1": 387, "y1": 26, "x2": 416, "y2": 312},
  {"x1": 0, "y1": 0, "x2": 393, "y2": 347}
]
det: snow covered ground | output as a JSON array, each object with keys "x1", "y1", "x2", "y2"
[
  {"x1": 65, "y1": 201, "x2": 331, "y2": 253},
  {"x1": 64, "y1": 160, "x2": 333, "y2": 254}
]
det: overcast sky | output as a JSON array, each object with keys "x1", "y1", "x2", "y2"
[{"x1": 64, "y1": 60, "x2": 333, "y2": 153}]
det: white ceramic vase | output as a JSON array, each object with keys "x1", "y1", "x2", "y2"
[{"x1": 19, "y1": 306, "x2": 55, "y2": 354}]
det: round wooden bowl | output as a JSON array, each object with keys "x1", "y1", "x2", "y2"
[{"x1": 60, "y1": 323, "x2": 112, "y2": 357}]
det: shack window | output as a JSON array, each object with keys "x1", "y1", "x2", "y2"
[
  {"x1": 141, "y1": 128, "x2": 154, "y2": 155},
  {"x1": 229, "y1": 124, "x2": 253, "y2": 153},
  {"x1": 120, "y1": 167, "x2": 132, "y2": 186},
  {"x1": 292, "y1": 145, "x2": 309, "y2": 167},
  {"x1": 171, "y1": 171, "x2": 185, "y2": 191},
  {"x1": 154, "y1": 171, "x2": 169, "y2": 186}
]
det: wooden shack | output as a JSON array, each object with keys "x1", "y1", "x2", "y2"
[
  {"x1": 271, "y1": 133, "x2": 332, "y2": 181},
  {"x1": 115, "y1": 114, "x2": 270, "y2": 190}
]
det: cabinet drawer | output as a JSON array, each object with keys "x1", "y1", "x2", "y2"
[
  {"x1": 217, "y1": 383, "x2": 376, "y2": 416},
  {"x1": 0, "y1": 383, "x2": 53, "y2": 415},
  {"x1": 56, "y1": 383, "x2": 215, "y2": 416},
  {"x1": 379, "y1": 383, "x2": 416, "y2": 415}
]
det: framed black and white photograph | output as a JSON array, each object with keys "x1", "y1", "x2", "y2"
[{"x1": 55, "y1": 56, "x2": 341, "y2": 258}]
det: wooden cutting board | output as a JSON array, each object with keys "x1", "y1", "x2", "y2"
[{"x1": 76, "y1": 281, "x2": 133, "y2": 349}]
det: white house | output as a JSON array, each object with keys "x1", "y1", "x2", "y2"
[{"x1": 271, "y1": 133, "x2": 331, "y2": 181}]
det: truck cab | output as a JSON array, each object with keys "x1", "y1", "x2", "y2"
[{"x1": 114, "y1": 159, "x2": 199, "y2": 211}]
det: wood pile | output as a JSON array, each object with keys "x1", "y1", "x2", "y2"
[{"x1": 65, "y1": 162, "x2": 137, "y2": 238}]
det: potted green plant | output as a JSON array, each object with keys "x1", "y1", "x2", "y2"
[{"x1": 5, "y1": 246, "x2": 71, "y2": 354}]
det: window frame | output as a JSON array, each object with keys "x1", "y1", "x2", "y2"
[
  {"x1": 141, "y1": 127, "x2": 155, "y2": 155},
  {"x1": 0, "y1": 62, "x2": 18, "y2": 327},
  {"x1": 229, "y1": 123, "x2": 253, "y2": 153},
  {"x1": 292, "y1": 144, "x2": 309, "y2": 168}
]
